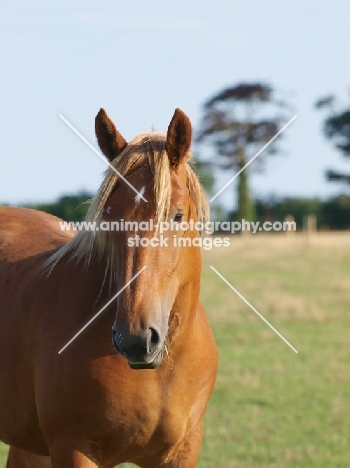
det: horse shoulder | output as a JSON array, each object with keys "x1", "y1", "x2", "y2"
[{"x1": 159, "y1": 301, "x2": 218, "y2": 439}]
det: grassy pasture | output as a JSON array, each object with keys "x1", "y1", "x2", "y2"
[{"x1": 1, "y1": 232, "x2": 349, "y2": 467}]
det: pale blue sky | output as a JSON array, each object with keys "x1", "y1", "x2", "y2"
[{"x1": 1, "y1": 0, "x2": 350, "y2": 210}]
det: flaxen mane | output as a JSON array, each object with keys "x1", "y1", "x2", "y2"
[{"x1": 47, "y1": 132, "x2": 208, "y2": 274}]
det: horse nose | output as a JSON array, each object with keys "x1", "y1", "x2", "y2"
[
  {"x1": 112, "y1": 325, "x2": 162, "y2": 366},
  {"x1": 128, "y1": 326, "x2": 161, "y2": 355}
]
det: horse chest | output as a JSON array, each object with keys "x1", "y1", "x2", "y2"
[{"x1": 106, "y1": 379, "x2": 188, "y2": 447}]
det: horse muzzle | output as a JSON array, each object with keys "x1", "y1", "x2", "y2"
[{"x1": 112, "y1": 324, "x2": 164, "y2": 370}]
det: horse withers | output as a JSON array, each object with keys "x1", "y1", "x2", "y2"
[{"x1": 0, "y1": 108, "x2": 218, "y2": 467}]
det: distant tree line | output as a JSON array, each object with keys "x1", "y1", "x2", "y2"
[
  {"x1": 253, "y1": 195, "x2": 350, "y2": 231},
  {"x1": 10, "y1": 191, "x2": 349, "y2": 231},
  {"x1": 24, "y1": 192, "x2": 92, "y2": 222}
]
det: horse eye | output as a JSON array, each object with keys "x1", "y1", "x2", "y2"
[{"x1": 174, "y1": 213, "x2": 183, "y2": 223}]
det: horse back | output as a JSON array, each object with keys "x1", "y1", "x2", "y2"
[{"x1": 0, "y1": 206, "x2": 74, "y2": 262}]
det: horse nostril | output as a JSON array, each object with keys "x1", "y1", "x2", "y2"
[{"x1": 149, "y1": 327, "x2": 160, "y2": 346}]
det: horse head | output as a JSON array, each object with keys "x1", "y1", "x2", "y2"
[{"x1": 94, "y1": 108, "x2": 207, "y2": 369}]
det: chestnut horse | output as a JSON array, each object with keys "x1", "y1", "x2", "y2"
[{"x1": 0, "y1": 108, "x2": 218, "y2": 467}]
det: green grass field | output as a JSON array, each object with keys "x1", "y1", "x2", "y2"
[{"x1": 1, "y1": 232, "x2": 349, "y2": 467}]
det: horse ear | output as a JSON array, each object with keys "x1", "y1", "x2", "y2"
[
  {"x1": 166, "y1": 108, "x2": 192, "y2": 169},
  {"x1": 95, "y1": 108, "x2": 127, "y2": 162}
]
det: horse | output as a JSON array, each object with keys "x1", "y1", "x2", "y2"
[{"x1": 0, "y1": 108, "x2": 218, "y2": 467}]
